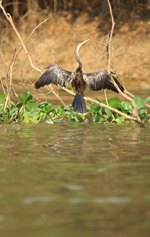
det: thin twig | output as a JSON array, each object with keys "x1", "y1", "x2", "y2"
[
  {"x1": 63, "y1": 87, "x2": 142, "y2": 125},
  {"x1": 106, "y1": 0, "x2": 145, "y2": 127},
  {"x1": 0, "y1": 2, "x2": 66, "y2": 106},
  {"x1": 52, "y1": 49, "x2": 56, "y2": 65},
  {"x1": 106, "y1": 0, "x2": 115, "y2": 74}
]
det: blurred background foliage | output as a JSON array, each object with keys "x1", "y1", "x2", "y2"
[{"x1": 1, "y1": 0, "x2": 150, "y2": 23}]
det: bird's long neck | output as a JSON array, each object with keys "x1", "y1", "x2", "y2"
[
  {"x1": 74, "y1": 39, "x2": 89, "y2": 70},
  {"x1": 74, "y1": 44, "x2": 83, "y2": 70}
]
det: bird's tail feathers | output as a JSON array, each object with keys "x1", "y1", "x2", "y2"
[{"x1": 72, "y1": 94, "x2": 87, "y2": 114}]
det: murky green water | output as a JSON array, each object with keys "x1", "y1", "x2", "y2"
[{"x1": 0, "y1": 123, "x2": 150, "y2": 237}]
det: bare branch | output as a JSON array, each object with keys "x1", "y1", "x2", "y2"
[
  {"x1": 106, "y1": 0, "x2": 115, "y2": 73},
  {"x1": 106, "y1": 0, "x2": 145, "y2": 127},
  {"x1": 0, "y1": 2, "x2": 66, "y2": 107},
  {"x1": 63, "y1": 87, "x2": 145, "y2": 127},
  {"x1": 52, "y1": 49, "x2": 56, "y2": 65}
]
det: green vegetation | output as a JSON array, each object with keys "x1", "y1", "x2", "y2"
[{"x1": 0, "y1": 92, "x2": 150, "y2": 125}]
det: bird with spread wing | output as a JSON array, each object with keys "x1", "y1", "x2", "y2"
[{"x1": 34, "y1": 39, "x2": 124, "y2": 113}]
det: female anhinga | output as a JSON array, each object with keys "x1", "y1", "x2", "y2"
[{"x1": 34, "y1": 39, "x2": 124, "y2": 113}]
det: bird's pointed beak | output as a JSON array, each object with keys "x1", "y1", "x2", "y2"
[
  {"x1": 78, "y1": 39, "x2": 89, "y2": 48},
  {"x1": 82, "y1": 39, "x2": 89, "y2": 44}
]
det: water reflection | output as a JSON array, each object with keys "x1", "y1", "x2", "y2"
[
  {"x1": 70, "y1": 197, "x2": 131, "y2": 204},
  {"x1": 66, "y1": 185, "x2": 84, "y2": 191},
  {"x1": 23, "y1": 196, "x2": 54, "y2": 205},
  {"x1": 0, "y1": 168, "x2": 6, "y2": 172},
  {"x1": 0, "y1": 215, "x2": 5, "y2": 222},
  {"x1": 0, "y1": 123, "x2": 150, "y2": 237},
  {"x1": 0, "y1": 123, "x2": 150, "y2": 162}
]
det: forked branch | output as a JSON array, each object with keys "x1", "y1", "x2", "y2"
[
  {"x1": 0, "y1": 0, "x2": 66, "y2": 107},
  {"x1": 106, "y1": 0, "x2": 145, "y2": 127}
]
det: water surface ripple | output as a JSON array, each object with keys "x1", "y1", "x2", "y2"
[{"x1": 0, "y1": 123, "x2": 150, "y2": 237}]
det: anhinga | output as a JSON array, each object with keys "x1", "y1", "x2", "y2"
[{"x1": 34, "y1": 39, "x2": 124, "y2": 113}]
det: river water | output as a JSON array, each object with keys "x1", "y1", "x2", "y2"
[{"x1": 0, "y1": 123, "x2": 150, "y2": 237}]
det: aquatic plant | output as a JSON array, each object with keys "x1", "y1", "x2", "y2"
[{"x1": 0, "y1": 92, "x2": 149, "y2": 125}]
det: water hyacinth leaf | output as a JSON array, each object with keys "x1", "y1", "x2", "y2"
[
  {"x1": 145, "y1": 97, "x2": 150, "y2": 103},
  {"x1": 17, "y1": 103, "x2": 23, "y2": 109},
  {"x1": 70, "y1": 118, "x2": 77, "y2": 122},
  {"x1": 19, "y1": 92, "x2": 33, "y2": 104},
  {"x1": 133, "y1": 97, "x2": 145, "y2": 110},
  {"x1": 25, "y1": 101, "x2": 36, "y2": 111},
  {"x1": 95, "y1": 113, "x2": 103, "y2": 122},
  {"x1": 121, "y1": 101, "x2": 133, "y2": 111},
  {"x1": 85, "y1": 112, "x2": 93, "y2": 122},
  {"x1": 45, "y1": 103, "x2": 53, "y2": 113},
  {"x1": 23, "y1": 112, "x2": 39, "y2": 122},
  {"x1": 114, "y1": 117, "x2": 125, "y2": 124},
  {"x1": 0, "y1": 93, "x2": 5, "y2": 104},
  {"x1": 108, "y1": 98, "x2": 123, "y2": 110},
  {"x1": 0, "y1": 104, "x2": 4, "y2": 110},
  {"x1": 104, "y1": 108, "x2": 112, "y2": 118},
  {"x1": 139, "y1": 109, "x2": 147, "y2": 115},
  {"x1": 10, "y1": 107, "x2": 18, "y2": 116},
  {"x1": 69, "y1": 110, "x2": 76, "y2": 117},
  {"x1": 55, "y1": 106, "x2": 65, "y2": 115},
  {"x1": 38, "y1": 102, "x2": 48, "y2": 107},
  {"x1": 0, "y1": 108, "x2": 4, "y2": 115},
  {"x1": 90, "y1": 103, "x2": 101, "y2": 113},
  {"x1": 11, "y1": 101, "x2": 17, "y2": 108},
  {"x1": 76, "y1": 113, "x2": 85, "y2": 121},
  {"x1": 108, "y1": 98, "x2": 121, "y2": 105},
  {"x1": 96, "y1": 97, "x2": 102, "y2": 103}
]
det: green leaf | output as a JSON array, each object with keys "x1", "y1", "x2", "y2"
[
  {"x1": 104, "y1": 108, "x2": 112, "y2": 118},
  {"x1": 121, "y1": 101, "x2": 133, "y2": 111},
  {"x1": 25, "y1": 101, "x2": 35, "y2": 111},
  {"x1": 0, "y1": 107, "x2": 4, "y2": 115},
  {"x1": 85, "y1": 113, "x2": 93, "y2": 122},
  {"x1": 45, "y1": 103, "x2": 53, "y2": 113},
  {"x1": 0, "y1": 93, "x2": 5, "y2": 104},
  {"x1": 19, "y1": 92, "x2": 33, "y2": 104},
  {"x1": 95, "y1": 113, "x2": 103, "y2": 122},
  {"x1": 96, "y1": 97, "x2": 102, "y2": 103},
  {"x1": 108, "y1": 98, "x2": 122, "y2": 110},
  {"x1": 90, "y1": 103, "x2": 101, "y2": 113},
  {"x1": 139, "y1": 109, "x2": 147, "y2": 115},
  {"x1": 114, "y1": 117, "x2": 125, "y2": 124},
  {"x1": 133, "y1": 97, "x2": 145, "y2": 110},
  {"x1": 55, "y1": 106, "x2": 65, "y2": 115},
  {"x1": 145, "y1": 97, "x2": 150, "y2": 103},
  {"x1": 11, "y1": 101, "x2": 17, "y2": 108},
  {"x1": 108, "y1": 98, "x2": 121, "y2": 104},
  {"x1": 10, "y1": 107, "x2": 18, "y2": 116},
  {"x1": 23, "y1": 111, "x2": 39, "y2": 122},
  {"x1": 70, "y1": 118, "x2": 77, "y2": 122},
  {"x1": 76, "y1": 113, "x2": 85, "y2": 121}
]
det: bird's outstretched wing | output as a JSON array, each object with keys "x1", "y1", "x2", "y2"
[
  {"x1": 34, "y1": 64, "x2": 72, "y2": 89},
  {"x1": 83, "y1": 69, "x2": 124, "y2": 93}
]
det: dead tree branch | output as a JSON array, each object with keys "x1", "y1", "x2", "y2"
[
  {"x1": 0, "y1": 1, "x2": 66, "y2": 107},
  {"x1": 63, "y1": 87, "x2": 143, "y2": 125},
  {"x1": 106, "y1": 0, "x2": 145, "y2": 127}
]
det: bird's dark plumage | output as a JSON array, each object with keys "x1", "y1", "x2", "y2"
[
  {"x1": 34, "y1": 39, "x2": 124, "y2": 113},
  {"x1": 72, "y1": 94, "x2": 87, "y2": 113},
  {"x1": 83, "y1": 70, "x2": 124, "y2": 93},
  {"x1": 34, "y1": 65, "x2": 72, "y2": 89}
]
